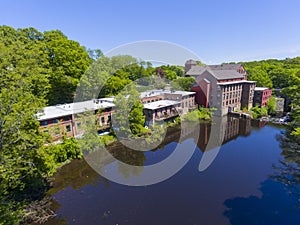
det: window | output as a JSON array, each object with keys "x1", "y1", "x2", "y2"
[
  {"x1": 101, "y1": 117, "x2": 105, "y2": 124},
  {"x1": 66, "y1": 125, "x2": 71, "y2": 132},
  {"x1": 53, "y1": 119, "x2": 59, "y2": 124},
  {"x1": 41, "y1": 121, "x2": 48, "y2": 126}
]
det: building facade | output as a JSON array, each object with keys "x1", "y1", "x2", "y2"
[
  {"x1": 253, "y1": 87, "x2": 272, "y2": 107},
  {"x1": 38, "y1": 90, "x2": 196, "y2": 141},
  {"x1": 38, "y1": 98, "x2": 114, "y2": 141},
  {"x1": 141, "y1": 90, "x2": 196, "y2": 125},
  {"x1": 185, "y1": 62, "x2": 256, "y2": 116}
]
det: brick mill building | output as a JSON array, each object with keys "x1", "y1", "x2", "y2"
[
  {"x1": 37, "y1": 98, "x2": 115, "y2": 141},
  {"x1": 185, "y1": 60, "x2": 256, "y2": 116},
  {"x1": 38, "y1": 90, "x2": 196, "y2": 140},
  {"x1": 140, "y1": 90, "x2": 196, "y2": 126},
  {"x1": 253, "y1": 87, "x2": 272, "y2": 107}
]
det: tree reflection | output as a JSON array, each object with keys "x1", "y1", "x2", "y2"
[
  {"x1": 223, "y1": 132, "x2": 300, "y2": 225},
  {"x1": 108, "y1": 143, "x2": 146, "y2": 178},
  {"x1": 48, "y1": 159, "x2": 110, "y2": 196}
]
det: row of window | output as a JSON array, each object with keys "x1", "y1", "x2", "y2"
[
  {"x1": 223, "y1": 91, "x2": 241, "y2": 100},
  {"x1": 182, "y1": 100, "x2": 194, "y2": 108},
  {"x1": 142, "y1": 98, "x2": 163, "y2": 104},
  {"x1": 222, "y1": 85, "x2": 242, "y2": 92},
  {"x1": 222, "y1": 98, "x2": 241, "y2": 107}
]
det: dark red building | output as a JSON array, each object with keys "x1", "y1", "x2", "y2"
[
  {"x1": 185, "y1": 61, "x2": 256, "y2": 116},
  {"x1": 253, "y1": 87, "x2": 272, "y2": 107}
]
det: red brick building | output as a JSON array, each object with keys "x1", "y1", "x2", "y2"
[
  {"x1": 38, "y1": 98, "x2": 114, "y2": 141},
  {"x1": 141, "y1": 90, "x2": 196, "y2": 126},
  {"x1": 253, "y1": 87, "x2": 272, "y2": 107},
  {"x1": 185, "y1": 61, "x2": 256, "y2": 116}
]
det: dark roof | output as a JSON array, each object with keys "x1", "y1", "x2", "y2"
[
  {"x1": 186, "y1": 64, "x2": 245, "y2": 80},
  {"x1": 185, "y1": 66, "x2": 207, "y2": 76},
  {"x1": 209, "y1": 69, "x2": 244, "y2": 80},
  {"x1": 207, "y1": 64, "x2": 242, "y2": 70}
]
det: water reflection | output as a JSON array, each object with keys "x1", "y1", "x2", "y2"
[
  {"x1": 44, "y1": 116, "x2": 293, "y2": 225},
  {"x1": 224, "y1": 178, "x2": 300, "y2": 225},
  {"x1": 223, "y1": 135, "x2": 300, "y2": 225}
]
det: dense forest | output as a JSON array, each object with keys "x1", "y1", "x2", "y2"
[
  {"x1": 241, "y1": 58, "x2": 300, "y2": 141},
  {"x1": 0, "y1": 25, "x2": 299, "y2": 224}
]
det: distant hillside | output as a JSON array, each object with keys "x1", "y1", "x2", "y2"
[{"x1": 239, "y1": 57, "x2": 300, "y2": 89}]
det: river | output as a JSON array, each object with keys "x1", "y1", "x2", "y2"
[{"x1": 43, "y1": 116, "x2": 300, "y2": 225}]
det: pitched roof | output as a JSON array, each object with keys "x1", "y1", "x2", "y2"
[
  {"x1": 207, "y1": 64, "x2": 242, "y2": 70},
  {"x1": 209, "y1": 69, "x2": 244, "y2": 80},
  {"x1": 186, "y1": 64, "x2": 245, "y2": 80},
  {"x1": 185, "y1": 66, "x2": 207, "y2": 76}
]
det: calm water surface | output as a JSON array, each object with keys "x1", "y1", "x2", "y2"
[{"x1": 44, "y1": 116, "x2": 300, "y2": 225}]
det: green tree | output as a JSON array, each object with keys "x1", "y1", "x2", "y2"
[
  {"x1": 246, "y1": 67, "x2": 273, "y2": 88},
  {"x1": 44, "y1": 30, "x2": 92, "y2": 105},
  {"x1": 113, "y1": 83, "x2": 145, "y2": 137},
  {"x1": 76, "y1": 55, "x2": 139, "y2": 101},
  {"x1": 266, "y1": 96, "x2": 276, "y2": 115},
  {"x1": 251, "y1": 106, "x2": 268, "y2": 119},
  {"x1": 171, "y1": 77, "x2": 195, "y2": 91},
  {"x1": 100, "y1": 76, "x2": 132, "y2": 97},
  {"x1": 269, "y1": 68, "x2": 292, "y2": 88},
  {"x1": 0, "y1": 26, "x2": 49, "y2": 224}
]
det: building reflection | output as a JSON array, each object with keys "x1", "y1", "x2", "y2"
[
  {"x1": 179, "y1": 116, "x2": 253, "y2": 152},
  {"x1": 49, "y1": 116, "x2": 264, "y2": 192}
]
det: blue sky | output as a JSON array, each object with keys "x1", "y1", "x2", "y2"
[{"x1": 1, "y1": 0, "x2": 300, "y2": 64}]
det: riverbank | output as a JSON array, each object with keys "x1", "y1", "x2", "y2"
[
  {"x1": 38, "y1": 118, "x2": 300, "y2": 225},
  {"x1": 259, "y1": 114, "x2": 291, "y2": 126}
]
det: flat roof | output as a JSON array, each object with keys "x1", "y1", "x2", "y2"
[
  {"x1": 217, "y1": 80, "x2": 256, "y2": 85},
  {"x1": 37, "y1": 99, "x2": 115, "y2": 121},
  {"x1": 140, "y1": 90, "x2": 164, "y2": 98},
  {"x1": 255, "y1": 87, "x2": 269, "y2": 91},
  {"x1": 143, "y1": 100, "x2": 179, "y2": 110},
  {"x1": 140, "y1": 89, "x2": 195, "y2": 98},
  {"x1": 164, "y1": 90, "x2": 196, "y2": 96}
]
